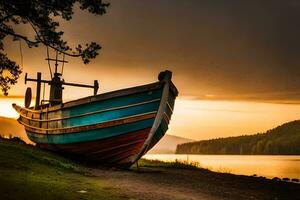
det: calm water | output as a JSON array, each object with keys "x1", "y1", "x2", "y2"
[{"x1": 143, "y1": 154, "x2": 300, "y2": 179}]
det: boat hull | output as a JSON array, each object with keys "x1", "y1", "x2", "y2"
[{"x1": 13, "y1": 71, "x2": 177, "y2": 167}]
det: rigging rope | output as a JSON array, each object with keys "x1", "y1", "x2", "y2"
[
  {"x1": 18, "y1": 40, "x2": 23, "y2": 69},
  {"x1": 46, "y1": 47, "x2": 53, "y2": 79},
  {"x1": 61, "y1": 53, "x2": 65, "y2": 75},
  {"x1": 42, "y1": 82, "x2": 46, "y2": 104},
  {"x1": 55, "y1": 51, "x2": 58, "y2": 73}
]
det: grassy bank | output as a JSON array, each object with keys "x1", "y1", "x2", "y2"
[
  {"x1": 1, "y1": 138, "x2": 300, "y2": 200},
  {"x1": 136, "y1": 158, "x2": 201, "y2": 170},
  {"x1": 0, "y1": 138, "x2": 126, "y2": 200}
]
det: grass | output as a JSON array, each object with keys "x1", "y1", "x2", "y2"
[
  {"x1": 0, "y1": 138, "x2": 127, "y2": 200},
  {"x1": 0, "y1": 138, "x2": 206, "y2": 200},
  {"x1": 135, "y1": 159, "x2": 234, "y2": 174},
  {"x1": 1, "y1": 138, "x2": 299, "y2": 200},
  {"x1": 135, "y1": 158, "x2": 202, "y2": 170}
]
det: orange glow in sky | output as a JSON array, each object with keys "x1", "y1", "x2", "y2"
[
  {"x1": 167, "y1": 98, "x2": 300, "y2": 140},
  {"x1": 2, "y1": 0, "x2": 300, "y2": 141},
  {"x1": 0, "y1": 98, "x2": 24, "y2": 118},
  {"x1": 1, "y1": 96, "x2": 300, "y2": 140}
]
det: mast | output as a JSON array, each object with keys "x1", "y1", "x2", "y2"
[
  {"x1": 46, "y1": 55, "x2": 67, "y2": 106},
  {"x1": 25, "y1": 51, "x2": 99, "y2": 109}
]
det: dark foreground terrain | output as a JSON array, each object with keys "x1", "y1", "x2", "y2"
[{"x1": 0, "y1": 138, "x2": 299, "y2": 200}]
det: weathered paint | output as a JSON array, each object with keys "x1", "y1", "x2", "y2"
[
  {"x1": 27, "y1": 117, "x2": 155, "y2": 144},
  {"x1": 13, "y1": 71, "x2": 178, "y2": 167}
]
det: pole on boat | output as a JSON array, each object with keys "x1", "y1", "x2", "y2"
[
  {"x1": 94, "y1": 80, "x2": 99, "y2": 96},
  {"x1": 35, "y1": 72, "x2": 42, "y2": 109},
  {"x1": 25, "y1": 72, "x2": 50, "y2": 108},
  {"x1": 61, "y1": 80, "x2": 99, "y2": 96}
]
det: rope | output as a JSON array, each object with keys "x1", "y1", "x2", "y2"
[
  {"x1": 46, "y1": 47, "x2": 53, "y2": 78},
  {"x1": 55, "y1": 50, "x2": 58, "y2": 73},
  {"x1": 61, "y1": 53, "x2": 65, "y2": 75},
  {"x1": 42, "y1": 82, "x2": 46, "y2": 104},
  {"x1": 18, "y1": 40, "x2": 23, "y2": 68}
]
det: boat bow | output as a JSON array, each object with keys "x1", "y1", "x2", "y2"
[{"x1": 131, "y1": 70, "x2": 175, "y2": 164}]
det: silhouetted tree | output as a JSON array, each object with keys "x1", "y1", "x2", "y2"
[{"x1": 0, "y1": 0, "x2": 109, "y2": 95}]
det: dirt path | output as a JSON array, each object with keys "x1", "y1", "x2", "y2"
[
  {"x1": 90, "y1": 167, "x2": 300, "y2": 200},
  {"x1": 91, "y1": 168, "x2": 219, "y2": 200}
]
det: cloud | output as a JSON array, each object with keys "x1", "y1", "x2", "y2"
[{"x1": 4, "y1": 0, "x2": 300, "y2": 102}]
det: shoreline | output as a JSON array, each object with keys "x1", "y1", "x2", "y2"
[
  {"x1": 144, "y1": 153, "x2": 300, "y2": 182},
  {"x1": 140, "y1": 157, "x2": 300, "y2": 184},
  {"x1": 1, "y1": 139, "x2": 300, "y2": 200},
  {"x1": 91, "y1": 159, "x2": 300, "y2": 200}
]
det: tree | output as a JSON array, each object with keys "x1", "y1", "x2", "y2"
[
  {"x1": 264, "y1": 140, "x2": 273, "y2": 154},
  {"x1": 0, "y1": 0, "x2": 109, "y2": 95}
]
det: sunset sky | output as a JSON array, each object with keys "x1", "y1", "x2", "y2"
[{"x1": 1, "y1": 0, "x2": 300, "y2": 140}]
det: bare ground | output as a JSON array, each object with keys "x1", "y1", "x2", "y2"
[
  {"x1": 1, "y1": 139, "x2": 299, "y2": 200},
  {"x1": 90, "y1": 166, "x2": 300, "y2": 200}
]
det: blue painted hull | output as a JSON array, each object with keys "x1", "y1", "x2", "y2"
[{"x1": 13, "y1": 71, "x2": 178, "y2": 167}]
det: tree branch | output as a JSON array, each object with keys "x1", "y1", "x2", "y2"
[
  {"x1": 27, "y1": 19, "x2": 82, "y2": 57},
  {"x1": 0, "y1": 27, "x2": 41, "y2": 45}
]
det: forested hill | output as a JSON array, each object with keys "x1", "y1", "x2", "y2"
[{"x1": 176, "y1": 120, "x2": 300, "y2": 155}]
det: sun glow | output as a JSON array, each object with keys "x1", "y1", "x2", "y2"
[
  {"x1": 168, "y1": 98, "x2": 300, "y2": 140},
  {"x1": 1, "y1": 97, "x2": 300, "y2": 140},
  {"x1": 0, "y1": 98, "x2": 24, "y2": 119}
]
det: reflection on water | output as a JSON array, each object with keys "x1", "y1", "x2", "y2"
[{"x1": 143, "y1": 154, "x2": 300, "y2": 179}]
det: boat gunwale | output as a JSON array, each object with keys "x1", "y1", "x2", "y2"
[
  {"x1": 20, "y1": 82, "x2": 164, "y2": 114},
  {"x1": 13, "y1": 80, "x2": 177, "y2": 115},
  {"x1": 20, "y1": 111, "x2": 157, "y2": 134},
  {"x1": 15, "y1": 98, "x2": 161, "y2": 122}
]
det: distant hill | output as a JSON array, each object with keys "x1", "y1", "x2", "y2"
[
  {"x1": 0, "y1": 117, "x2": 30, "y2": 143},
  {"x1": 149, "y1": 135, "x2": 194, "y2": 154},
  {"x1": 176, "y1": 120, "x2": 300, "y2": 155}
]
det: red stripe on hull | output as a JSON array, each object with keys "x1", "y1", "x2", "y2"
[{"x1": 38, "y1": 128, "x2": 151, "y2": 167}]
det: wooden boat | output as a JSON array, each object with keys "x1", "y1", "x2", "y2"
[{"x1": 13, "y1": 55, "x2": 178, "y2": 167}]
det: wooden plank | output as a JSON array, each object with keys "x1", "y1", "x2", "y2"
[
  {"x1": 38, "y1": 128, "x2": 150, "y2": 166},
  {"x1": 20, "y1": 112, "x2": 157, "y2": 134},
  {"x1": 15, "y1": 98, "x2": 160, "y2": 122},
  {"x1": 166, "y1": 101, "x2": 174, "y2": 113},
  {"x1": 131, "y1": 70, "x2": 173, "y2": 164}
]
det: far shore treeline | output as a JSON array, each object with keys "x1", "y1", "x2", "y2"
[{"x1": 176, "y1": 120, "x2": 300, "y2": 155}]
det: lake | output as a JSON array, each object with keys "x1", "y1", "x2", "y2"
[{"x1": 143, "y1": 154, "x2": 300, "y2": 180}]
